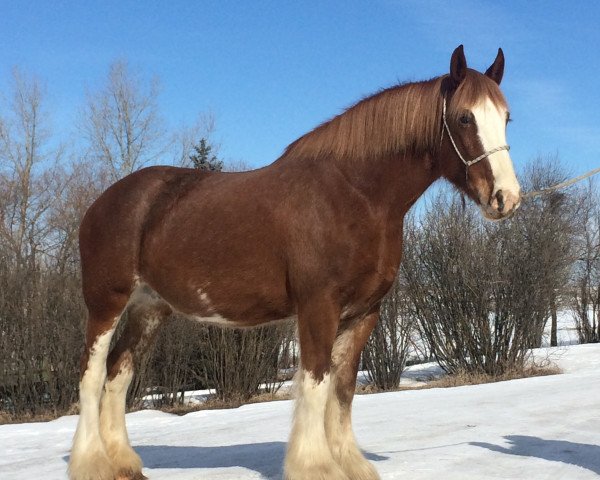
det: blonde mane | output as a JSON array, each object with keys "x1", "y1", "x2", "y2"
[{"x1": 282, "y1": 70, "x2": 507, "y2": 162}]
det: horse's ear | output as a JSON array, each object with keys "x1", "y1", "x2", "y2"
[
  {"x1": 485, "y1": 48, "x2": 505, "y2": 85},
  {"x1": 449, "y1": 45, "x2": 467, "y2": 88}
]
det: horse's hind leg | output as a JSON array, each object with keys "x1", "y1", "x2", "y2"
[
  {"x1": 326, "y1": 310, "x2": 380, "y2": 480},
  {"x1": 100, "y1": 286, "x2": 171, "y2": 480},
  {"x1": 284, "y1": 297, "x2": 349, "y2": 480},
  {"x1": 69, "y1": 294, "x2": 129, "y2": 480}
]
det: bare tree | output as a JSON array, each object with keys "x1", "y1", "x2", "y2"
[
  {"x1": 0, "y1": 70, "x2": 84, "y2": 418},
  {"x1": 80, "y1": 61, "x2": 166, "y2": 181},
  {"x1": 571, "y1": 179, "x2": 600, "y2": 343},
  {"x1": 362, "y1": 277, "x2": 414, "y2": 390},
  {"x1": 46, "y1": 159, "x2": 109, "y2": 275},
  {"x1": 519, "y1": 158, "x2": 581, "y2": 347},
  {"x1": 0, "y1": 69, "x2": 58, "y2": 267}
]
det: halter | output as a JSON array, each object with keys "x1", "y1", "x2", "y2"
[{"x1": 441, "y1": 97, "x2": 510, "y2": 168}]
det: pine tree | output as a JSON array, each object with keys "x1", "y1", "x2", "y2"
[{"x1": 189, "y1": 138, "x2": 223, "y2": 172}]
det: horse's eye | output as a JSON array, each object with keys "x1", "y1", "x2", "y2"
[{"x1": 459, "y1": 114, "x2": 471, "y2": 125}]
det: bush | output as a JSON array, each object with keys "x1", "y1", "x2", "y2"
[
  {"x1": 571, "y1": 180, "x2": 600, "y2": 344},
  {"x1": 401, "y1": 180, "x2": 575, "y2": 376},
  {"x1": 198, "y1": 322, "x2": 295, "y2": 402},
  {"x1": 128, "y1": 317, "x2": 296, "y2": 408},
  {"x1": 0, "y1": 264, "x2": 84, "y2": 418},
  {"x1": 362, "y1": 279, "x2": 414, "y2": 390}
]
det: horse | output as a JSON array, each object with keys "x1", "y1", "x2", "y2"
[{"x1": 69, "y1": 45, "x2": 521, "y2": 480}]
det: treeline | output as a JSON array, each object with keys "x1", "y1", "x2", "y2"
[{"x1": 1, "y1": 64, "x2": 599, "y2": 420}]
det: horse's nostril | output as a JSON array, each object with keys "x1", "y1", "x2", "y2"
[{"x1": 495, "y1": 190, "x2": 505, "y2": 213}]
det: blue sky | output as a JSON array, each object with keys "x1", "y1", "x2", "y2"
[{"x1": 1, "y1": 1, "x2": 599, "y2": 176}]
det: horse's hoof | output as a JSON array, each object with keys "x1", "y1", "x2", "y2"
[
  {"x1": 115, "y1": 470, "x2": 147, "y2": 480},
  {"x1": 284, "y1": 463, "x2": 350, "y2": 480},
  {"x1": 340, "y1": 459, "x2": 380, "y2": 480}
]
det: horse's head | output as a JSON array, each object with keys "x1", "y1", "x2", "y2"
[{"x1": 440, "y1": 45, "x2": 521, "y2": 221}]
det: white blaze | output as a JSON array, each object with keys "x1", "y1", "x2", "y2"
[{"x1": 472, "y1": 98, "x2": 521, "y2": 201}]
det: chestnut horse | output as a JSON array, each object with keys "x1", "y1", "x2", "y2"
[{"x1": 69, "y1": 45, "x2": 520, "y2": 480}]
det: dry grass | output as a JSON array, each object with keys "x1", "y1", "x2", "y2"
[
  {"x1": 0, "y1": 410, "x2": 14, "y2": 425},
  {"x1": 0, "y1": 409, "x2": 65, "y2": 425},
  {"x1": 424, "y1": 365, "x2": 562, "y2": 389},
  {"x1": 143, "y1": 391, "x2": 293, "y2": 417},
  {"x1": 356, "y1": 364, "x2": 562, "y2": 394}
]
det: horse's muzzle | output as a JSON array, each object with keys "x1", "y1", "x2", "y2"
[{"x1": 481, "y1": 189, "x2": 521, "y2": 221}]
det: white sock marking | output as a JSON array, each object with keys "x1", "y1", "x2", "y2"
[{"x1": 69, "y1": 326, "x2": 118, "y2": 480}]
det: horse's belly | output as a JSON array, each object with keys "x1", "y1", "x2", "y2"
[
  {"x1": 189, "y1": 312, "x2": 297, "y2": 328},
  {"x1": 129, "y1": 279, "x2": 294, "y2": 329},
  {"x1": 139, "y1": 258, "x2": 294, "y2": 327}
]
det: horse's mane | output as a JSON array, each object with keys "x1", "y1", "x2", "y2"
[{"x1": 281, "y1": 70, "x2": 507, "y2": 162}]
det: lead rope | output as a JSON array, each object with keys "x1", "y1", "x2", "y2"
[{"x1": 522, "y1": 165, "x2": 600, "y2": 199}]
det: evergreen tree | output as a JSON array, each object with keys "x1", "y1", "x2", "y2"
[{"x1": 189, "y1": 138, "x2": 223, "y2": 171}]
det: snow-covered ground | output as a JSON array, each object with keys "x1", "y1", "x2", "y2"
[{"x1": 1, "y1": 344, "x2": 599, "y2": 480}]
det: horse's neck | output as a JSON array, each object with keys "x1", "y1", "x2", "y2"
[
  {"x1": 277, "y1": 80, "x2": 443, "y2": 219},
  {"x1": 328, "y1": 151, "x2": 440, "y2": 220}
]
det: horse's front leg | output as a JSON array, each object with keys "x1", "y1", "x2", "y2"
[
  {"x1": 326, "y1": 310, "x2": 381, "y2": 480},
  {"x1": 284, "y1": 297, "x2": 349, "y2": 480}
]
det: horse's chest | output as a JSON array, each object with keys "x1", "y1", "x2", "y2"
[{"x1": 338, "y1": 232, "x2": 402, "y2": 317}]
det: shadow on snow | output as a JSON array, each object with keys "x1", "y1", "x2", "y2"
[
  {"x1": 103, "y1": 442, "x2": 387, "y2": 479},
  {"x1": 471, "y1": 435, "x2": 600, "y2": 475}
]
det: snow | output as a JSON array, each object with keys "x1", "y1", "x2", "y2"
[
  {"x1": 541, "y1": 310, "x2": 582, "y2": 347},
  {"x1": 1, "y1": 344, "x2": 600, "y2": 480}
]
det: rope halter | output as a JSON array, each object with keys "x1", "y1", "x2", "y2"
[{"x1": 441, "y1": 97, "x2": 510, "y2": 169}]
